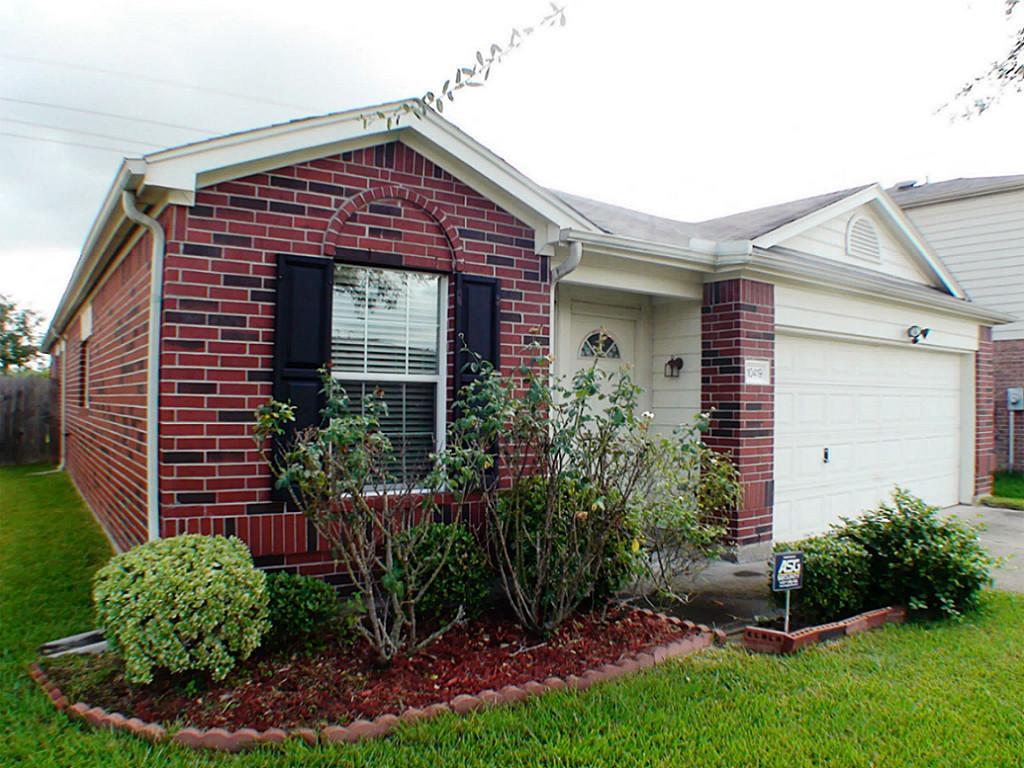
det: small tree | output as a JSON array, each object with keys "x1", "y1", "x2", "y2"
[
  {"x1": 0, "y1": 295, "x2": 41, "y2": 373},
  {"x1": 436, "y1": 346, "x2": 738, "y2": 635},
  {"x1": 254, "y1": 374, "x2": 472, "y2": 664}
]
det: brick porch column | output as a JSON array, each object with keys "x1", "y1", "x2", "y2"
[
  {"x1": 701, "y1": 279, "x2": 775, "y2": 550},
  {"x1": 976, "y1": 326, "x2": 995, "y2": 496}
]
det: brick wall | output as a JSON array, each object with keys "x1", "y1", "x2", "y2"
[
  {"x1": 62, "y1": 222, "x2": 158, "y2": 551},
  {"x1": 701, "y1": 279, "x2": 775, "y2": 547},
  {"x1": 993, "y1": 339, "x2": 1024, "y2": 473},
  {"x1": 158, "y1": 141, "x2": 549, "y2": 579},
  {"x1": 976, "y1": 327, "x2": 996, "y2": 495}
]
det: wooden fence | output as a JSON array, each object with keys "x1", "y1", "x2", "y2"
[{"x1": 0, "y1": 376, "x2": 58, "y2": 466}]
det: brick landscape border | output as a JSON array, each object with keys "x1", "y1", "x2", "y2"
[
  {"x1": 742, "y1": 605, "x2": 906, "y2": 655},
  {"x1": 30, "y1": 611, "x2": 724, "y2": 753}
]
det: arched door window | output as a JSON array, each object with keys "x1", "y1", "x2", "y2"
[{"x1": 579, "y1": 330, "x2": 621, "y2": 359}]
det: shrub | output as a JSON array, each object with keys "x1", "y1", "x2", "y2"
[
  {"x1": 264, "y1": 572, "x2": 340, "y2": 650},
  {"x1": 402, "y1": 523, "x2": 492, "y2": 623},
  {"x1": 93, "y1": 535, "x2": 269, "y2": 685},
  {"x1": 436, "y1": 347, "x2": 736, "y2": 635},
  {"x1": 838, "y1": 488, "x2": 993, "y2": 618},
  {"x1": 254, "y1": 375, "x2": 482, "y2": 663},
  {"x1": 772, "y1": 536, "x2": 871, "y2": 623}
]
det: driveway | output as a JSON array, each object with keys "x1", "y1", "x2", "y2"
[
  {"x1": 679, "y1": 503, "x2": 1023, "y2": 631},
  {"x1": 949, "y1": 503, "x2": 1024, "y2": 593}
]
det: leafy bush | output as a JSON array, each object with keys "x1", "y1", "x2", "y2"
[
  {"x1": 93, "y1": 535, "x2": 269, "y2": 684},
  {"x1": 772, "y1": 536, "x2": 871, "y2": 623},
  {"x1": 254, "y1": 375, "x2": 481, "y2": 663},
  {"x1": 436, "y1": 346, "x2": 736, "y2": 634},
  {"x1": 839, "y1": 488, "x2": 993, "y2": 618},
  {"x1": 264, "y1": 571, "x2": 340, "y2": 650},
  {"x1": 402, "y1": 523, "x2": 492, "y2": 623}
]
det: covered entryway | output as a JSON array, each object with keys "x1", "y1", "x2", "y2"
[{"x1": 773, "y1": 333, "x2": 964, "y2": 540}]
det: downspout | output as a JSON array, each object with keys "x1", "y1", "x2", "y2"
[
  {"x1": 121, "y1": 191, "x2": 165, "y2": 542},
  {"x1": 56, "y1": 335, "x2": 67, "y2": 470},
  {"x1": 548, "y1": 238, "x2": 582, "y2": 374}
]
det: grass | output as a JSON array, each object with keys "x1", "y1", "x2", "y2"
[
  {"x1": 2, "y1": 464, "x2": 1024, "y2": 767},
  {"x1": 981, "y1": 471, "x2": 1024, "y2": 510}
]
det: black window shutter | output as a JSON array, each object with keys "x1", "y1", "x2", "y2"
[
  {"x1": 453, "y1": 273, "x2": 501, "y2": 393},
  {"x1": 272, "y1": 254, "x2": 333, "y2": 495}
]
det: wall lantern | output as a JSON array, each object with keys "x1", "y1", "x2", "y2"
[
  {"x1": 907, "y1": 325, "x2": 931, "y2": 344},
  {"x1": 664, "y1": 356, "x2": 684, "y2": 378}
]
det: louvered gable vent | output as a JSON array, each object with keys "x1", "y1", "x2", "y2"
[{"x1": 845, "y1": 215, "x2": 881, "y2": 262}]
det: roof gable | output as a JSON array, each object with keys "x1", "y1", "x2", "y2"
[
  {"x1": 139, "y1": 99, "x2": 595, "y2": 246},
  {"x1": 747, "y1": 184, "x2": 964, "y2": 297}
]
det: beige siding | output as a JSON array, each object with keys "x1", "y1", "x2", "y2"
[
  {"x1": 904, "y1": 189, "x2": 1024, "y2": 340},
  {"x1": 774, "y1": 282, "x2": 980, "y2": 352},
  {"x1": 649, "y1": 299, "x2": 702, "y2": 436},
  {"x1": 779, "y1": 205, "x2": 935, "y2": 286}
]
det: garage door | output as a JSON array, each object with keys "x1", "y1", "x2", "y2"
[{"x1": 773, "y1": 334, "x2": 962, "y2": 541}]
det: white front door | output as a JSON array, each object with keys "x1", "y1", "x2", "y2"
[
  {"x1": 773, "y1": 334, "x2": 962, "y2": 541},
  {"x1": 568, "y1": 306, "x2": 647, "y2": 411}
]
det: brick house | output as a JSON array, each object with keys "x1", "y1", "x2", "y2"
[
  {"x1": 891, "y1": 176, "x2": 1024, "y2": 474},
  {"x1": 43, "y1": 101, "x2": 1010, "y2": 571}
]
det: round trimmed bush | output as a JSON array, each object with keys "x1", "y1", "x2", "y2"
[
  {"x1": 93, "y1": 535, "x2": 269, "y2": 684},
  {"x1": 838, "y1": 488, "x2": 994, "y2": 618},
  {"x1": 264, "y1": 571, "x2": 340, "y2": 650},
  {"x1": 772, "y1": 535, "x2": 871, "y2": 623}
]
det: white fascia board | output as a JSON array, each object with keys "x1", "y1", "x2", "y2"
[
  {"x1": 751, "y1": 185, "x2": 880, "y2": 249},
  {"x1": 42, "y1": 160, "x2": 146, "y2": 351},
  {"x1": 870, "y1": 189, "x2": 966, "y2": 299},
  {"x1": 751, "y1": 183, "x2": 964, "y2": 299},
  {"x1": 558, "y1": 228, "x2": 717, "y2": 272},
  {"x1": 723, "y1": 248, "x2": 1013, "y2": 325},
  {"x1": 140, "y1": 100, "x2": 594, "y2": 238}
]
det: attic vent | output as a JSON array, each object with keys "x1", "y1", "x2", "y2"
[{"x1": 845, "y1": 216, "x2": 881, "y2": 262}]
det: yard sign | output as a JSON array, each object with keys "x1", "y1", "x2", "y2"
[{"x1": 772, "y1": 551, "x2": 804, "y2": 633}]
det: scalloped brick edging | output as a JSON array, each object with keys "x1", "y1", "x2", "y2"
[
  {"x1": 30, "y1": 610, "x2": 720, "y2": 752},
  {"x1": 742, "y1": 605, "x2": 907, "y2": 655}
]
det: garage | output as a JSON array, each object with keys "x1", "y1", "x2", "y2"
[{"x1": 773, "y1": 333, "x2": 964, "y2": 541}]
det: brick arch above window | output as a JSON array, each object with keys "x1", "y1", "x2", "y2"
[{"x1": 322, "y1": 184, "x2": 464, "y2": 271}]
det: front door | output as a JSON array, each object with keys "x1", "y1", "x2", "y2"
[{"x1": 570, "y1": 310, "x2": 637, "y2": 408}]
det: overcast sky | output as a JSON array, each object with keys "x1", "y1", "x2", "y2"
[{"x1": 2, "y1": 0, "x2": 1023, "y2": 327}]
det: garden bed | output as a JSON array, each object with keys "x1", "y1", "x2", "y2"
[
  {"x1": 38, "y1": 606, "x2": 718, "y2": 749},
  {"x1": 742, "y1": 605, "x2": 906, "y2": 654}
]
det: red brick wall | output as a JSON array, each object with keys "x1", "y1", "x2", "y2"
[
  {"x1": 976, "y1": 327, "x2": 996, "y2": 495},
  {"x1": 158, "y1": 141, "x2": 548, "y2": 579},
  {"x1": 701, "y1": 279, "x2": 774, "y2": 547},
  {"x1": 993, "y1": 338, "x2": 1024, "y2": 474},
  {"x1": 61, "y1": 222, "x2": 158, "y2": 551}
]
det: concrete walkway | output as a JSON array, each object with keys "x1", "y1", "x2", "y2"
[
  {"x1": 676, "y1": 503, "x2": 1022, "y2": 631},
  {"x1": 949, "y1": 503, "x2": 1023, "y2": 593}
]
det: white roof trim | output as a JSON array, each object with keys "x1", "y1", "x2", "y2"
[
  {"x1": 750, "y1": 184, "x2": 965, "y2": 299},
  {"x1": 140, "y1": 99, "x2": 593, "y2": 234}
]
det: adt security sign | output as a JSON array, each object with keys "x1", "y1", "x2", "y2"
[{"x1": 772, "y1": 551, "x2": 804, "y2": 592}]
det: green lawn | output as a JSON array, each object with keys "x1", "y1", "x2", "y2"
[
  {"x1": 981, "y1": 471, "x2": 1024, "y2": 511},
  {"x1": 3, "y1": 464, "x2": 1024, "y2": 767}
]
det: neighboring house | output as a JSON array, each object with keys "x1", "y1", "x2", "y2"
[
  {"x1": 42, "y1": 100, "x2": 1010, "y2": 574},
  {"x1": 891, "y1": 176, "x2": 1024, "y2": 474}
]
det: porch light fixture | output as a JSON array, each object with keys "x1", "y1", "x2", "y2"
[
  {"x1": 907, "y1": 325, "x2": 930, "y2": 344},
  {"x1": 664, "y1": 356, "x2": 684, "y2": 378}
]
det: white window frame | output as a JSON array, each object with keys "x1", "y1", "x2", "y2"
[{"x1": 329, "y1": 269, "x2": 448, "y2": 459}]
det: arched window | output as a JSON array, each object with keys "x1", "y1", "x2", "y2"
[{"x1": 579, "y1": 330, "x2": 620, "y2": 359}]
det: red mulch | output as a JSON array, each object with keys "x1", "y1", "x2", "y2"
[{"x1": 47, "y1": 607, "x2": 688, "y2": 730}]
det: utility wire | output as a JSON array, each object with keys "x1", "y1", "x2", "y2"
[
  {"x1": 0, "y1": 96, "x2": 215, "y2": 134},
  {"x1": 0, "y1": 131, "x2": 136, "y2": 154},
  {"x1": 1, "y1": 52, "x2": 317, "y2": 112},
  {"x1": 0, "y1": 118, "x2": 159, "y2": 148}
]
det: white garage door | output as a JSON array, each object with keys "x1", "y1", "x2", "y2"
[{"x1": 773, "y1": 334, "x2": 962, "y2": 541}]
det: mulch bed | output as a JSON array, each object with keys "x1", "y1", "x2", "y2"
[{"x1": 44, "y1": 606, "x2": 688, "y2": 731}]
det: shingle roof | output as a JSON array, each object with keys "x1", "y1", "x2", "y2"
[
  {"x1": 551, "y1": 184, "x2": 873, "y2": 244},
  {"x1": 889, "y1": 175, "x2": 1024, "y2": 208}
]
